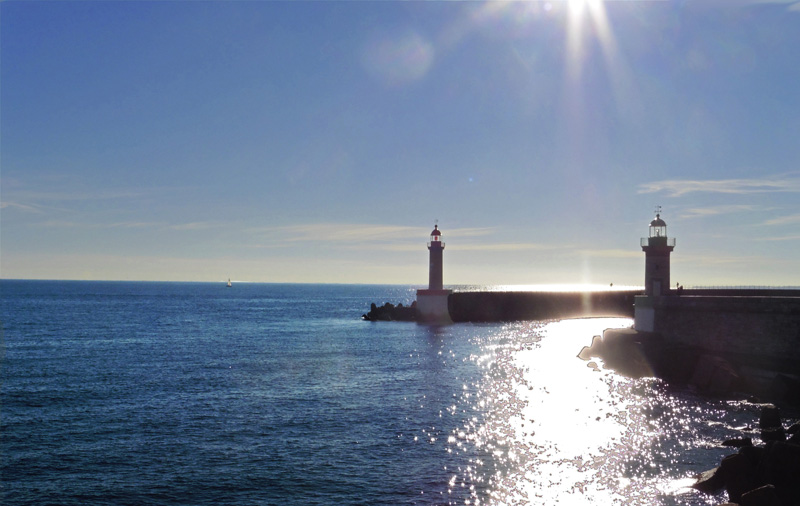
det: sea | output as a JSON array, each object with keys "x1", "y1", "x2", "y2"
[{"x1": 1, "y1": 280, "x2": 795, "y2": 506}]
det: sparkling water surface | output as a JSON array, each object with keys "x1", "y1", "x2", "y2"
[{"x1": 1, "y1": 281, "x2": 793, "y2": 505}]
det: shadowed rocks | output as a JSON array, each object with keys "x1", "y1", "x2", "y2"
[
  {"x1": 362, "y1": 301, "x2": 417, "y2": 321},
  {"x1": 692, "y1": 404, "x2": 800, "y2": 506}
]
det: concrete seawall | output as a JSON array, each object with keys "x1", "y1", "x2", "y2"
[
  {"x1": 582, "y1": 291, "x2": 800, "y2": 403},
  {"x1": 637, "y1": 294, "x2": 800, "y2": 373},
  {"x1": 447, "y1": 290, "x2": 640, "y2": 322}
]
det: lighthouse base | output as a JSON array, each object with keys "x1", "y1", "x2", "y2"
[{"x1": 416, "y1": 289, "x2": 452, "y2": 324}]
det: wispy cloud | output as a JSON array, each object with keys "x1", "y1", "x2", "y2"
[
  {"x1": 456, "y1": 242, "x2": 559, "y2": 252},
  {"x1": 259, "y1": 223, "x2": 422, "y2": 243},
  {"x1": 38, "y1": 220, "x2": 163, "y2": 229},
  {"x1": 2, "y1": 176, "x2": 190, "y2": 214},
  {"x1": 250, "y1": 223, "x2": 494, "y2": 244},
  {"x1": 674, "y1": 253, "x2": 768, "y2": 266},
  {"x1": 11, "y1": 189, "x2": 148, "y2": 203},
  {"x1": 577, "y1": 248, "x2": 642, "y2": 259},
  {"x1": 167, "y1": 221, "x2": 226, "y2": 231},
  {"x1": 724, "y1": 0, "x2": 800, "y2": 9},
  {"x1": 35, "y1": 219, "x2": 230, "y2": 231},
  {"x1": 762, "y1": 213, "x2": 800, "y2": 226},
  {"x1": 0, "y1": 201, "x2": 45, "y2": 214},
  {"x1": 751, "y1": 0, "x2": 800, "y2": 7},
  {"x1": 756, "y1": 235, "x2": 800, "y2": 241},
  {"x1": 679, "y1": 205, "x2": 758, "y2": 219},
  {"x1": 638, "y1": 175, "x2": 800, "y2": 197}
]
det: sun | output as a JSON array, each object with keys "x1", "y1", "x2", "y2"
[
  {"x1": 564, "y1": 0, "x2": 613, "y2": 75},
  {"x1": 568, "y1": 0, "x2": 596, "y2": 16},
  {"x1": 462, "y1": 0, "x2": 618, "y2": 81}
]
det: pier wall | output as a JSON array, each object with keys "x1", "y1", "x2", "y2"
[
  {"x1": 637, "y1": 295, "x2": 800, "y2": 372},
  {"x1": 447, "y1": 290, "x2": 639, "y2": 322}
]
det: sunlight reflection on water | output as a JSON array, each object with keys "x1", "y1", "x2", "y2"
[{"x1": 447, "y1": 318, "x2": 727, "y2": 506}]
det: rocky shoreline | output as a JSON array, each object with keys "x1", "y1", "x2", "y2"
[
  {"x1": 692, "y1": 404, "x2": 800, "y2": 506},
  {"x1": 580, "y1": 330, "x2": 800, "y2": 505},
  {"x1": 362, "y1": 301, "x2": 417, "y2": 321}
]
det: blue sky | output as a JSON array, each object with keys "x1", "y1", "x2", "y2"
[{"x1": 2, "y1": 0, "x2": 799, "y2": 286}]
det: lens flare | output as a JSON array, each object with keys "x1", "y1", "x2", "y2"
[{"x1": 362, "y1": 30, "x2": 434, "y2": 87}]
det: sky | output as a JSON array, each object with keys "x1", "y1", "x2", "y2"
[{"x1": 2, "y1": 0, "x2": 800, "y2": 286}]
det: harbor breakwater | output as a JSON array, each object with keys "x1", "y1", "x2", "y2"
[
  {"x1": 447, "y1": 290, "x2": 639, "y2": 322},
  {"x1": 582, "y1": 291, "x2": 800, "y2": 405},
  {"x1": 363, "y1": 290, "x2": 640, "y2": 322},
  {"x1": 635, "y1": 293, "x2": 800, "y2": 373},
  {"x1": 364, "y1": 288, "x2": 800, "y2": 403}
]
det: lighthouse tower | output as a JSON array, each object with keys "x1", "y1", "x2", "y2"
[
  {"x1": 641, "y1": 209, "x2": 676, "y2": 297},
  {"x1": 428, "y1": 224, "x2": 444, "y2": 290},
  {"x1": 416, "y1": 223, "x2": 452, "y2": 323}
]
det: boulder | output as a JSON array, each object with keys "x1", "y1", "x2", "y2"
[
  {"x1": 690, "y1": 355, "x2": 742, "y2": 395},
  {"x1": 692, "y1": 466, "x2": 725, "y2": 494},
  {"x1": 756, "y1": 442, "x2": 800, "y2": 505},
  {"x1": 577, "y1": 335, "x2": 604, "y2": 361},
  {"x1": 581, "y1": 329, "x2": 654, "y2": 378},
  {"x1": 768, "y1": 374, "x2": 800, "y2": 405},
  {"x1": 760, "y1": 427, "x2": 786, "y2": 444},
  {"x1": 692, "y1": 405, "x2": 799, "y2": 506},
  {"x1": 719, "y1": 452, "x2": 761, "y2": 503},
  {"x1": 722, "y1": 437, "x2": 753, "y2": 448},
  {"x1": 363, "y1": 301, "x2": 418, "y2": 322},
  {"x1": 758, "y1": 404, "x2": 781, "y2": 430},
  {"x1": 759, "y1": 405, "x2": 786, "y2": 443},
  {"x1": 740, "y1": 484, "x2": 780, "y2": 506}
]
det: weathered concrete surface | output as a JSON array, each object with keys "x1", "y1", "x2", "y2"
[
  {"x1": 592, "y1": 304, "x2": 800, "y2": 404},
  {"x1": 417, "y1": 289, "x2": 453, "y2": 324},
  {"x1": 447, "y1": 290, "x2": 639, "y2": 322},
  {"x1": 644, "y1": 295, "x2": 800, "y2": 375}
]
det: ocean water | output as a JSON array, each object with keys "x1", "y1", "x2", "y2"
[{"x1": 1, "y1": 280, "x2": 794, "y2": 505}]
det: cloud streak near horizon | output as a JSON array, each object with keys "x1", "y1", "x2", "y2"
[
  {"x1": 763, "y1": 213, "x2": 800, "y2": 226},
  {"x1": 249, "y1": 223, "x2": 495, "y2": 243},
  {"x1": 638, "y1": 175, "x2": 800, "y2": 197},
  {"x1": 678, "y1": 205, "x2": 758, "y2": 219}
]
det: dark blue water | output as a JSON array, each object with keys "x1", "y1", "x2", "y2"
[{"x1": 2, "y1": 281, "x2": 793, "y2": 505}]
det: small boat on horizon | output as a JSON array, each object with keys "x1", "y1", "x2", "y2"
[{"x1": 227, "y1": 278, "x2": 232, "y2": 287}]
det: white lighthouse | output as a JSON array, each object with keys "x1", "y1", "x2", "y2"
[
  {"x1": 641, "y1": 208, "x2": 676, "y2": 297},
  {"x1": 416, "y1": 223, "x2": 452, "y2": 323},
  {"x1": 635, "y1": 208, "x2": 676, "y2": 331}
]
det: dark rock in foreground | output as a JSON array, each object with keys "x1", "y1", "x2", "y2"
[
  {"x1": 580, "y1": 335, "x2": 800, "y2": 505},
  {"x1": 692, "y1": 405, "x2": 800, "y2": 506}
]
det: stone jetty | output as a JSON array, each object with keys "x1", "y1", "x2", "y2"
[
  {"x1": 579, "y1": 325, "x2": 800, "y2": 405},
  {"x1": 447, "y1": 290, "x2": 638, "y2": 322},
  {"x1": 364, "y1": 290, "x2": 640, "y2": 323}
]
